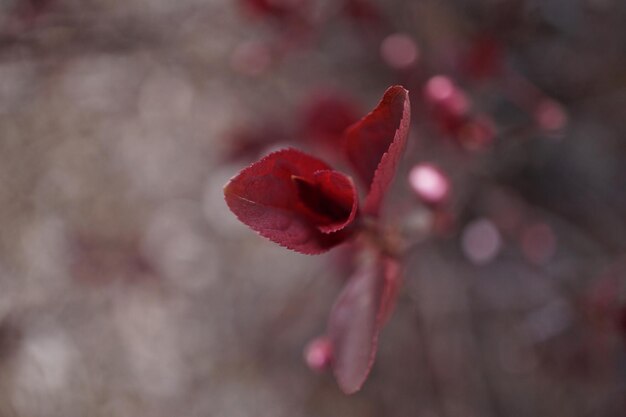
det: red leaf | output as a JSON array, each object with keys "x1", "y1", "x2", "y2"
[
  {"x1": 619, "y1": 305, "x2": 626, "y2": 339},
  {"x1": 377, "y1": 257, "x2": 402, "y2": 327},
  {"x1": 299, "y1": 90, "x2": 361, "y2": 148},
  {"x1": 461, "y1": 35, "x2": 503, "y2": 80},
  {"x1": 343, "y1": 86, "x2": 411, "y2": 216},
  {"x1": 328, "y1": 250, "x2": 401, "y2": 393},
  {"x1": 292, "y1": 169, "x2": 358, "y2": 234},
  {"x1": 343, "y1": 0, "x2": 385, "y2": 30},
  {"x1": 239, "y1": 0, "x2": 304, "y2": 20},
  {"x1": 224, "y1": 148, "x2": 358, "y2": 254}
]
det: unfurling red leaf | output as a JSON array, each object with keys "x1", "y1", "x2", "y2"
[
  {"x1": 292, "y1": 169, "x2": 358, "y2": 234},
  {"x1": 224, "y1": 148, "x2": 358, "y2": 254},
  {"x1": 343, "y1": 85, "x2": 411, "y2": 216},
  {"x1": 328, "y1": 250, "x2": 401, "y2": 394}
]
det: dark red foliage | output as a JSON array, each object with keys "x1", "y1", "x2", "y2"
[
  {"x1": 292, "y1": 170, "x2": 358, "y2": 234},
  {"x1": 377, "y1": 254, "x2": 402, "y2": 326},
  {"x1": 343, "y1": 0, "x2": 385, "y2": 29},
  {"x1": 224, "y1": 86, "x2": 412, "y2": 393},
  {"x1": 619, "y1": 305, "x2": 626, "y2": 339},
  {"x1": 299, "y1": 91, "x2": 361, "y2": 148},
  {"x1": 1, "y1": 0, "x2": 56, "y2": 36},
  {"x1": 461, "y1": 35, "x2": 503, "y2": 80},
  {"x1": 328, "y1": 250, "x2": 401, "y2": 394},
  {"x1": 424, "y1": 76, "x2": 469, "y2": 134},
  {"x1": 343, "y1": 85, "x2": 411, "y2": 216},
  {"x1": 424, "y1": 76, "x2": 495, "y2": 150},
  {"x1": 224, "y1": 148, "x2": 358, "y2": 254},
  {"x1": 239, "y1": 0, "x2": 307, "y2": 21},
  {"x1": 14, "y1": 0, "x2": 55, "y2": 23}
]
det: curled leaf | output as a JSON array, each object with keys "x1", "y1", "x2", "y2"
[
  {"x1": 224, "y1": 148, "x2": 358, "y2": 254},
  {"x1": 292, "y1": 169, "x2": 358, "y2": 234},
  {"x1": 328, "y1": 250, "x2": 401, "y2": 393},
  {"x1": 343, "y1": 85, "x2": 411, "y2": 216}
]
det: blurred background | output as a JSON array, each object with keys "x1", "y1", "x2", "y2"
[{"x1": 0, "y1": 0, "x2": 625, "y2": 416}]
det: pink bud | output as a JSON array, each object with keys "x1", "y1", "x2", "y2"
[
  {"x1": 424, "y1": 75, "x2": 455, "y2": 103},
  {"x1": 380, "y1": 33, "x2": 419, "y2": 70},
  {"x1": 304, "y1": 336, "x2": 333, "y2": 372},
  {"x1": 409, "y1": 163, "x2": 450, "y2": 206},
  {"x1": 461, "y1": 218, "x2": 502, "y2": 265},
  {"x1": 535, "y1": 99, "x2": 567, "y2": 133},
  {"x1": 424, "y1": 75, "x2": 472, "y2": 137}
]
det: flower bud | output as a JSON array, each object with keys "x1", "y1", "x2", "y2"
[{"x1": 304, "y1": 336, "x2": 333, "y2": 373}]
